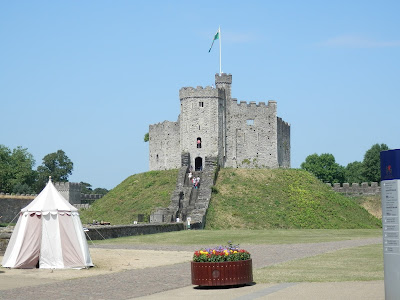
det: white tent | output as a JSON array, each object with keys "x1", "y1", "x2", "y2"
[{"x1": 1, "y1": 179, "x2": 93, "y2": 269}]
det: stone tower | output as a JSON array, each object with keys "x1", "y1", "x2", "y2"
[{"x1": 148, "y1": 73, "x2": 290, "y2": 171}]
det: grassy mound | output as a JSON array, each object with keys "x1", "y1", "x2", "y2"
[
  {"x1": 79, "y1": 169, "x2": 178, "y2": 225},
  {"x1": 79, "y1": 168, "x2": 381, "y2": 229},
  {"x1": 205, "y1": 169, "x2": 381, "y2": 229}
]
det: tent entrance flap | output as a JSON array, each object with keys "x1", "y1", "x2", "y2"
[{"x1": 14, "y1": 214, "x2": 42, "y2": 268}]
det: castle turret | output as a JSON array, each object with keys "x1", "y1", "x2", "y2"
[
  {"x1": 215, "y1": 73, "x2": 232, "y2": 100},
  {"x1": 179, "y1": 85, "x2": 224, "y2": 170}
]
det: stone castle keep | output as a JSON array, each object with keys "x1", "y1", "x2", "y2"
[
  {"x1": 148, "y1": 73, "x2": 290, "y2": 225},
  {"x1": 149, "y1": 73, "x2": 290, "y2": 171}
]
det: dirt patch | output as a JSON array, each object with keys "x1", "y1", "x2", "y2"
[
  {"x1": 0, "y1": 195, "x2": 35, "y2": 199},
  {"x1": 351, "y1": 195, "x2": 382, "y2": 219},
  {"x1": 0, "y1": 248, "x2": 192, "y2": 290}
]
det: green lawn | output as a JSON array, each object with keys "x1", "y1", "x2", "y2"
[
  {"x1": 91, "y1": 229, "x2": 382, "y2": 245},
  {"x1": 255, "y1": 244, "x2": 383, "y2": 282},
  {"x1": 90, "y1": 229, "x2": 383, "y2": 283}
]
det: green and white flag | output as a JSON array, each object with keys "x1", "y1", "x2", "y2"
[{"x1": 208, "y1": 29, "x2": 220, "y2": 52}]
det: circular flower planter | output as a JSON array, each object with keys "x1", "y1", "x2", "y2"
[{"x1": 191, "y1": 259, "x2": 253, "y2": 286}]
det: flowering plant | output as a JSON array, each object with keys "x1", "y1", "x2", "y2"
[{"x1": 193, "y1": 241, "x2": 251, "y2": 262}]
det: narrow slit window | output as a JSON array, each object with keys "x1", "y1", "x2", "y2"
[
  {"x1": 197, "y1": 137, "x2": 202, "y2": 148},
  {"x1": 199, "y1": 102, "x2": 204, "y2": 107}
]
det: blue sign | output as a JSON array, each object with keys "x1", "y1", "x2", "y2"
[{"x1": 381, "y1": 149, "x2": 400, "y2": 181}]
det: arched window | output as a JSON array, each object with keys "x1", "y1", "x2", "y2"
[{"x1": 197, "y1": 137, "x2": 202, "y2": 148}]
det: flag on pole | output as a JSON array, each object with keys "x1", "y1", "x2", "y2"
[{"x1": 208, "y1": 29, "x2": 220, "y2": 52}]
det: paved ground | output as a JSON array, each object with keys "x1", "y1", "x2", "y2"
[{"x1": 0, "y1": 237, "x2": 384, "y2": 300}]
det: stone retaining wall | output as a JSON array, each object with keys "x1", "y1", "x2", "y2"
[
  {"x1": 84, "y1": 222, "x2": 189, "y2": 240},
  {"x1": 0, "y1": 198, "x2": 33, "y2": 223}
]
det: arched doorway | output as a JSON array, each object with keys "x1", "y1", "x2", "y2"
[{"x1": 195, "y1": 157, "x2": 203, "y2": 171}]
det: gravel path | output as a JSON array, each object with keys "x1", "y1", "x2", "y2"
[{"x1": 0, "y1": 237, "x2": 381, "y2": 300}]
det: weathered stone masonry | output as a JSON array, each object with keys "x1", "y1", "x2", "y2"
[
  {"x1": 148, "y1": 74, "x2": 290, "y2": 225},
  {"x1": 149, "y1": 73, "x2": 290, "y2": 171}
]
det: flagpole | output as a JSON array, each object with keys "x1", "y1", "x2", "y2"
[{"x1": 219, "y1": 26, "x2": 222, "y2": 74}]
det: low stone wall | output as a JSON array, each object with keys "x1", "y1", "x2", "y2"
[
  {"x1": 0, "y1": 227, "x2": 13, "y2": 256},
  {"x1": 84, "y1": 222, "x2": 187, "y2": 240},
  {"x1": 329, "y1": 182, "x2": 381, "y2": 196},
  {"x1": 0, "y1": 197, "x2": 33, "y2": 223}
]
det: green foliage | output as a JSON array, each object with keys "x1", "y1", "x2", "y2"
[
  {"x1": 345, "y1": 161, "x2": 365, "y2": 183},
  {"x1": 93, "y1": 187, "x2": 109, "y2": 195},
  {"x1": 242, "y1": 159, "x2": 251, "y2": 165},
  {"x1": 144, "y1": 132, "x2": 149, "y2": 142},
  {"x1": 362, "y1": 143, "x2": 389, "y2": 182},
  {"x1": 0, "y1": 145, "x2": 36, "y2": 193},
  {"x1": 12, "y1": 183, "x2": 34, "y2": 194},
  {"x1": 301, "y1": 153, "x2": 345, "y2": 183},
  {"x1": 205, "y1": 169, "x2": 381, "y2": 229},
  {"x1": 211, "y1": 186, "x2": 219, "y2": 194},
  {"x1": 79, "y1": 169, "x2": 178, "y2": 224},
  {"x1": 36, "y1": 150, "x2": 73, "y2": 192},
  {"x1": 80, "y1": 182, "x2": 93, "y2": 194},
  {"x1": 80, "y1": 182, "x2": 108, "y2": 195},
  {"x1": 301, "y1": 143, "x2": 390, "y2": 184}
]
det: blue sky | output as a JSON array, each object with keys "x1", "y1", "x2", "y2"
[{"x1": 1, "y1": 1, "x2": 399, "y2": 190}]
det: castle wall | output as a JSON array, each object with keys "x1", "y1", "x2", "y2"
[
  {"x1": 149, "y1": 120, "x2": 180, "y2": 170},
  {"x1": 277, "y1": 117, "x2": 291, "y2": 167},
  {"x1": 329, "y1": 182, "x2": 381, "y2": 195},
  {"x1": 0, "y1": 197, "x2": 33, "y2": 223},
  {"x1": 179, "y1": 86, "x2": 224, "y2": 169},
  {"x1": 225, "y1": 100, "x2": 279, "y2": 168}
]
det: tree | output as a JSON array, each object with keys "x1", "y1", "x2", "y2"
[
  {"x1": 36, "y1": 150, "x2": 73, "y2": 192},
  {"x1": 144, "y1": 132, "x2": 149, "y2": 142},
  {"x1": 9, "y1": 146, "x2": 37, "y2": 190},
  {"x1": 12, "y1": 183, "x2": 35, "y2": 194},
  {"x1": 362, "y1": 143, "x2": 389, "y2": 182},
  {"x1": 0, "y1": 145, "x2": 36, "y2": 193},
  {"x1": 301, "y1": 153, "x2": 345, "y2": 183},
  {"x1": 345, "y1": 161, "x2": 365, "y2": 183},
  {"x1": 80, "y1": 182, "x2": 93, "y2": 194},
  {"x1": 93, "y1": 187, "x2": 109, "y2": 195},
  {"x1": 0, "y1": 145, "x2": 12, "y2": 192}
]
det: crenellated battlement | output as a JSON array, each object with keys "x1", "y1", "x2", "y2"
[
  {"x1": 54, "y1": 182, "x2": 80, "y2": 190},
  {"x1": 232, "y1": 99, "x2": 276, "y2": 108},
  {"x1": 277, "y1": 117, "x2": 291, "y2": 127},
  {"x1": 215, "y1": 73, "x2": 232, "y2": 85},
  {"x1": 149, "y1": 120, "x2": 179, "y2": 129},
  {"x1": 179, "y1": 86, "x2": 219, "y2": 100},
  {"x1": 328, "y1": 182, "x2": 381, "y2": 195}
]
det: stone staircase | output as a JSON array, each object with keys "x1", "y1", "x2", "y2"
[{"x1": 150, "y1": 154, "x2": 219, "y2": 228}]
